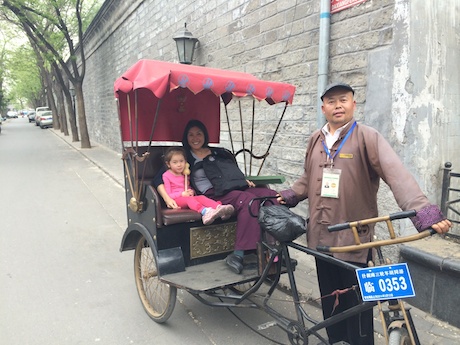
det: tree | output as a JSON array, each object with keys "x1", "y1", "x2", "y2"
[
  {"x1": 2, "y1": 0, "x2": 102, "y2": 148},
  {"x1": 0, "y1": 20, "x2": 15, "y2": 113},
  {"x1": 5, "y1": 44, "x2": 41, "y2": 108}
]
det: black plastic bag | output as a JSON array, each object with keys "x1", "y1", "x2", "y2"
[{"x1": 258, "y1": 205, "x2": 307, "y2": 242}]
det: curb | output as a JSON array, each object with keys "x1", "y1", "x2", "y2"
[{"x1": 400, "y1": 245, "x2": 460, "y2": 277}]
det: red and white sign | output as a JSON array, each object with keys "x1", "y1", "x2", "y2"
[{"x1": 331, "y1": 0, "x2": 368, "y2": 14}]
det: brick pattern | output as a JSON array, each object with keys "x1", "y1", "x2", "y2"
[
  {"x1": 79, "y1": 0, "x2": 458, "y2": 229},
  {"x1": 82, "y1": 0, "x2": 393, "y2": 173}
]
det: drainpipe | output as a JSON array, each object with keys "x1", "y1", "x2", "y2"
[{"x1": 317, "y1": 0, "x2": 331, "y2": 128}]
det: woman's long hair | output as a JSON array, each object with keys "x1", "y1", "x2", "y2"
[{"x1": 181, "y1": 119, "x2": 210, "y2": 151}]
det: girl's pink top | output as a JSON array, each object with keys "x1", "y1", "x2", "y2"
[{"x1": 162, "y1": 170, "x2": 192, "y2": 199}]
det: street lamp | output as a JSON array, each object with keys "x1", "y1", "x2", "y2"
[{"x1": 173, "y1": 23, "x2": 199, "y2": 64}]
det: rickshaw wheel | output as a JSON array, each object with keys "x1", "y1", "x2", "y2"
[{"x1": 134, "y1": 236, "x2": 177, "y2": 323}]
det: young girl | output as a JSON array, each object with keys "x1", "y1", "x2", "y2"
[{"x1": 162, "y1": 147, "x2": 234, "y2": 225}]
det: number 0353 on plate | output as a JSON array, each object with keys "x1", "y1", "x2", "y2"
[{"x1": 355, "y1": 263, "x2": 415, "y2": 302}]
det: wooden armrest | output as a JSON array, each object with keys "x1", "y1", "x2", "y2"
[{"x1": 246, "y1": 175, "x2": 285, "y2": 185}]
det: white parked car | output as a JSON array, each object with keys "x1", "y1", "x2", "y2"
[
  {"x1": 38, "y1": 111, "x2": 53, "y2": 129},
  {"x1": 35, "y1": 106, "x2": 50, "y2": 126},
  {"x1": 6, "y1": 110, "x2": 18, "y2": 118}
]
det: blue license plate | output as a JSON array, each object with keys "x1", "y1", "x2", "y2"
[{"x1": 356, "y1": 263, "x2": 415, "y2": 302}]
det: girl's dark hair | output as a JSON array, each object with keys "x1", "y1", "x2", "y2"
[
  {"x1": 181, "y1": 119, "x2": 209, "y2": 151},
  {"x1": 164, "y1": 146, "x2": 187, "y2": 163}
]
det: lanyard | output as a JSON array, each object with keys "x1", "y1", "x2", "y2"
[{"x1": 322, "y1": 121, "x2": 356, "y2": 164}]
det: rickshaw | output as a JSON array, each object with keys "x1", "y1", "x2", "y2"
[{"x1": 115, "y1": 60, "x2": 434, "y2": 345}]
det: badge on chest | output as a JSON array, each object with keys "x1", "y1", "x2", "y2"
[{"x1": 321, "y1": 168, "x2": 341, "y2": 198}]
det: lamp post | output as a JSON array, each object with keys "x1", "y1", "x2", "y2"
[
  {"x1": 69, "y1": 86, "x2": 76, "y2": 114},
  {"x1": 173, "y1": 23, "x2": 199, "y2": 64}
]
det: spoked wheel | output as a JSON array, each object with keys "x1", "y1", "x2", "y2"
[
  {"x1": 287, "y1": 321, "x2": 308, "y2": 345},
  {"x1": 134, "y1": 236, "x2": 177, "y2": 323},
  {"x1": 388, "y1": 327, "x2": 411, "y2": 345}
]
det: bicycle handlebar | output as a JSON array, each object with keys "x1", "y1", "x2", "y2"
[
  {"x1": 317, "y1": 228, "x2": 436, "y2": 253},
  {"x1": 327, "y1": 210, "x2": 417, "y2": 232},
  {"x1": 317, "y1": 210, "x2": 437, "y2": 253}
]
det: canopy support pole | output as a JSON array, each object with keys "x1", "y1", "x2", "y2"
[
  {"x1": 224, "y1": 104, "x2": 235, "y2": 154},
  {"x1": 238, "y1": 100, "x2": 247, "y2": 175},
  {"x1": 257, "y1": 102, "x2": 289, "y2": 175},
  {"x1": 249, "y1": 99, "x2": 255, "y2": 176}
]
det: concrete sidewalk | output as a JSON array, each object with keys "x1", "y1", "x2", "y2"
[{"x1": 52, "y1": 129, "x2": 460, "y2": 344}]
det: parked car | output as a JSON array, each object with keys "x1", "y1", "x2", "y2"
[
  {"x1": 35, "y1": 107, "x2": 50, "y2": 126},
  {"x1": 6, "y1": 110, "x2": 18, "y2": 118},
  {"x1": 38, "y1": 111, "x2": 53, "y2": 129},
  {"x1": 35, "y1": 106, "x2": 50, "y2": 113},
  {"x1": 28, "y1": 111, "x2": 36, "y2": 123}
]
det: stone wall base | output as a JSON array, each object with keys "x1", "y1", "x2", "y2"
[{"x1": 400, "y1": 236, "x2": 460, "y2": 328}]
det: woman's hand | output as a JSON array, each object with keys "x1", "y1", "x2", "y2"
[
  {"x1": 246, "y1": 179, "x2": 256, "y2": 188},
  {"x1": 276, "y1": 193, "x2": 286, "y2": 205}
]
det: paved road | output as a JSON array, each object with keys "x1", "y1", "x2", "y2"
[
  {"x1": 3, "y1": 119, "x2": 460, "y2": 345},
  {"x1": 0, "y1": 119, "x2": 323, "y2": 345}
]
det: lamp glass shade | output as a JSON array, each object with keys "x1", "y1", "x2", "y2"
[
  {"x1": 173, "y1": 24, "x2": 198, "y2": 64},
  {"x1": 176, "y1": 38, "x2": 197, "y2": 64}
]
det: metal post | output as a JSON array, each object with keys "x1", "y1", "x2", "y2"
[
  {"x1": 441, "y1": 162, "x2": 452, "y2": 215},
  {"x1": 317, "y1": 0, "x2": 331, "y2": 128}
]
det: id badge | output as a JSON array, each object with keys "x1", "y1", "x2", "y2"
[{"x1": 321, "y1": 168, "x2": 341, "y2": 198}]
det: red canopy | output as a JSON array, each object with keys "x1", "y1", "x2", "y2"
[{"x1": 114, "y1": 60, "x2": 296, "y2": 143}]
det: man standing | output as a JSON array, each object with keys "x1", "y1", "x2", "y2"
[{"x1": 278, "y1": 82, "x2": 451, "y2": 344}]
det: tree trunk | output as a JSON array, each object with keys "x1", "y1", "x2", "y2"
[
  {"x1": 51, "y1": 81, "x2": 61, "y2": 130},
  {"x1": 75, "y1": 83, "x2": 91, "y2": 148},
  {"x1": 68, "y1": 96, "x2": 79, "y2": 142},
  {"x1": 55, "y1": 86, "x2": 68, "y2": 136}
]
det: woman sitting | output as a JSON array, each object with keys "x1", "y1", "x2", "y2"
[{"x1": 154, "y1": 119, "x2": 279, "y2": 274}]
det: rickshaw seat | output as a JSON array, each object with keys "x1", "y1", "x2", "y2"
[
  {"x1": 161, "y1": 207, "x2": 202, "y2": 226},
  {"x1": 137, "y1": 146, "x2": 204, "y2": 228},
  {"x1": 146, "y1": 182, "x2": 202, "y2": 228}
]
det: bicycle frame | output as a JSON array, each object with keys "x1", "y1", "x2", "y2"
[
  {"x1": 272, "y1": 210, "x2": 432, "y2": 344},
  {"x1": 159, "y1": 210, "x2": 430, "y2": 345}
]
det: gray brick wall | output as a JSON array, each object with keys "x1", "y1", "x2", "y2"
[{"x1": 77, "y1": 0, "x2": 460, "y2": 228}]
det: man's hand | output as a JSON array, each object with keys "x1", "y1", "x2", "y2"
[{"x1": 431, "y1": 219, "x2": 452, "y2": 234}]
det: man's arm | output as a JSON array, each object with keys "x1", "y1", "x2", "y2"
[{"x1": 363, "y1": 127, "x2": 451, "y2": 233}]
